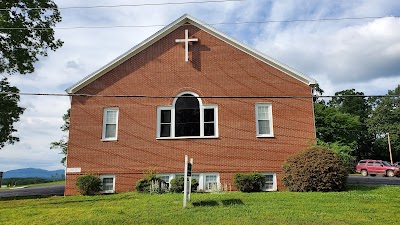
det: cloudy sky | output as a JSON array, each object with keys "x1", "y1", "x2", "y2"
[{"x1": 1, "y1": 0, "x2": 400, "y2": 172}]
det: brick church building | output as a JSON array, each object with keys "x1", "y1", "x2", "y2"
[{"x1": 65, "y1": 14, "x2": 317, "y2": 195}]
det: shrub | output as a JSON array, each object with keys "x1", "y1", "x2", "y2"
[
  {"x1": 170, "y1": 177, "x2": 199, "y2": 193},
  {"x1": 234, "y1": 173, "x2": 265, "y2": 192},
  {"x1": 135, "y1": 169, "x2": 168, "y2": 193},
  {"x1": 135, "y1": 178, "x2": 151, "y2": 192},
  {"x1": 136, "y1": 177, "x2": 167, "y2": 194},
  {"x1": 75, "y1": 174, "x2": 101, "y2": 195},
  {"x1": 282, "y1": 146, "x2": 348, "y2": 192}
]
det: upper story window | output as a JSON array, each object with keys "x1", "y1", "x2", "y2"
[
  {"x1": 102, "y1": 108, "x2": 119, "y2": 141},
  {"x1": 256, "y1": 103, "x2": 274, "y2": 137},
  {"x1": 157, "y1": 92, "x2": 218, "y2": 139}
]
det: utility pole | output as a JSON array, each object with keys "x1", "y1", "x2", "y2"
[{"x1": 388, "y1": 133, "x2": 393, "y2": 165}]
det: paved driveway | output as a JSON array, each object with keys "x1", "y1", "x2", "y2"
[
  {"x1": 347, "y1": 175, "x2": 400, "y2": 185},
  {"x1": 0, "y1": 184, "x2": 64, "y2": 198}
]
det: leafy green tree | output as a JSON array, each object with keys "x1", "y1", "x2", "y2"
[
  {"x1": 316, "y1": 140, "x2": 355, "y2": 172},
  {"x1": 50, "y1": 109, "x2": 69, "y2": 165},
  {"x1": 0, "y1": 0, "x2": 63, "y2": 74},
  {"x1": 368, "y1": 85, "x2": 400, "y2": 160},
  {"x1": 0, "y1": 78, "x2": 24, "y2": 149},
  {"x1": 314, "y1": 100, "x2": 361, "y2": 147},
  {"x1": 1, "y1": 1, "x2": 62, "y2": 148},
  {"x1": 328, "y1": 89, "x2": 374, "y2": 159}
]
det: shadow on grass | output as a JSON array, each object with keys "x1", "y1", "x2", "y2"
[
  {"x1": 192, "y1": 200, "x2": 219, "y2": 207},
  {"x1": 0, "y1": 195, "x2": 53, "y2": 201},
  {"x1": 192, "y1": 199, "x2": 244, "y2": 207},
  {"x1": 221, "y1": 199, "x2": 244, "y2": 206},
  {"x1": 346, "y1": 184, "x2": 382, "y2": 192}
]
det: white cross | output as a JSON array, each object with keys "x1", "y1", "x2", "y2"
[{"x1": 175, "y1": 29, "x2": 198, "y2": 62}]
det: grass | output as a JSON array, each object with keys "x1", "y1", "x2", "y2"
[{"x1": 0, "y1": 185, "x2": 399, "y2": 225}]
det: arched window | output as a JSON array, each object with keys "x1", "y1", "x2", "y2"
[
  {"x1": 157, "y1": 92, "x2": 218, "y2": 138},
  {"x1": 175, "y1": 94, "x2": 200, "y2": 137}
]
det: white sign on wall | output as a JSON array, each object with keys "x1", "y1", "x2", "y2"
[{"x1": 66, "y1": 167, "x2": 81, "y2": 173}]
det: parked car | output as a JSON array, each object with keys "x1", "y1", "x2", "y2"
[
  {"x1": 355, "y1": 160, "x2": 400, "y2": 177},
  {"x1": 394, "y1": 162, "x2": 400, "y2": 168}
]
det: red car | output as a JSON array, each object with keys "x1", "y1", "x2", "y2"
[{"x1": 355, "y1": 160, "x2": 399, "y2": 177}]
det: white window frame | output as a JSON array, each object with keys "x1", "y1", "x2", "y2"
[
  {"x1": 102, "y1": 107, "x2": 119, "y2": 141},
  {"x1": 204, "y1": 174, "x2": 219, "y2": 191},
  {"x1": 255, "y1": 103, "x2": 274, "y2": 137},
  {"x1": 157, "y1": 173, "x2": 219, "y2": 192},
  {"x1": 100, "y1": 174, "x2": 116, "y2": 194},
  {"x1": 261, "y1": 172, "x2": 277, "y2": 191},
  {"x1": 156, "y1": 92, "x2": 218, "y2": 139}
]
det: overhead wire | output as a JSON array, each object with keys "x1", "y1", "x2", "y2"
[
  {"x1": 0, "y1": 0, "x2": 244, "y2": 11},
  {"x1": 0, "y1": 92, "x2": 399, "y2": 98},
  {"x1": 1, "y1": 16, "x2": 398, "y2": 30}
]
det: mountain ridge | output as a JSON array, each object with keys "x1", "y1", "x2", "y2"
[{"x1": 2, "y1": 168, "x2": 65, "y2": 179}]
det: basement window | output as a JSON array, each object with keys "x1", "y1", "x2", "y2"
[{"x1": 100, "y1": 175, "x2": 115, "y2": 193}]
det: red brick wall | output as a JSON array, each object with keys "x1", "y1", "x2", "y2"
[{"x1": 65, "y1": 25, "x2": 315, "y2": 195}]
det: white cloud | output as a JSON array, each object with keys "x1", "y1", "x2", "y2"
[{"x1": 253, "y1": 2, "x2": 400, "y2": 95}]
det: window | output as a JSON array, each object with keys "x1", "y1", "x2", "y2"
[
  {"x1": 100, "y1": 175, "x2": 115, "y2": 193},
  {"x1": 205, "y1": 175, "x2": 218, "y2": 191},
  {"x1": 261, "y1": 173, "x2": 277, "y2": 191},
  {"x1": 157, "y1": 92, "x2": 218, "y2": 138},
  {"x1": 158, "y1": 175, "x2": 170, "y2": 186},
  {"x1": 256, "y1": 103, "x2": 273, "y2": 137},
  {"x1": 102, "y1": 108, "x2": 119, "y2": 141},
  {"x1": 175, "y1": 94, "x2": 200, "y2": 137},
  {"x1": 367, "y1": 162, "x2": 373, "y2": 166},
  {"x1": 158, "y1": 173, "x2": 218, "y2": 192}
]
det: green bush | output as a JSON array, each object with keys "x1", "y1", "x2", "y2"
[
  {"x1": 170, "y1": 177, "x2": 199, "y2": 193},
  {"x1": 135, "y1": 169, "x2": 168, "y2": 193},
  {"x1": 234, "y1": 173, "x2": 265, "y2": 192},
  {"x1": 282, "y1": 146, "x2": 348, "y2": 192},
  {"x1": 75, "y1": 174, "x2": 101, "y2": 195},
  {"x1": 136, "y1": 177, "x2": 168, "y2": 193},
  {"x1": 135, "y1": 178, "x2": 151, "y2": 192}
]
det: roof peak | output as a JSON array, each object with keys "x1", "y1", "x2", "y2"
[{"x1": 67, "y1": 14, "x2": 316, "y2": 94}]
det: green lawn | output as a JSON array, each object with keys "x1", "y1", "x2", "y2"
[{"x1": 0, "y1": 185, "x2": 398, "y2": 225}]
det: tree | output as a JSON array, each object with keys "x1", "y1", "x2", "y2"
[
  {"x1": 328, "y1": 89, "x2": 374, "y2": 159},
  {"x1": 0, "y1": 1, "x2": 62, "y2": 148},
  {"x1": 314, "y1": 100, "x2": 361, "y2": 147},
  {"x1": 0, "y1": 0, "x2": 63, "y2": 75},
  {"x1": 368, "y1": 85, "x2": 400, "y2": 161},
  {"x1": 0, "y1": 78, "x2": 24, "y2": 149},
  {"x1": 50, "y1": 109, "x2": 69, "y2": 165}
]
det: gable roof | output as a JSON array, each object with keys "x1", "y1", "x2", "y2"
[{"x1": 66, "y1": 14, "x2": 316, "y2": 94}]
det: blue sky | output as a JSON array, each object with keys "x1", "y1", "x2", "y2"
[{"x1": 1, "y1": 0, "x2": 400, "y2": 171}]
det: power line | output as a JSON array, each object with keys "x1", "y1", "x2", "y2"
[
  {"x1": 0, "y1": 0, "x2": 244, "y2": 11},
  {"x1": 0, "y1": 92, "x2": 399, "y2": 98},
  {"x1": 1, "y1": 16, "x2": 398, "y2": 30}
]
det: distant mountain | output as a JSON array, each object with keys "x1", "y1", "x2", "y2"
[{"x1": 3, "y1": 168, "x2": 65, "y2": 179}]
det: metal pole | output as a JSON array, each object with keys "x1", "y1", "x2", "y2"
[
  {"x1": 183, "y1": 155, "x2": 188, "y2": 208},
  {"x1": 188, "y1": 158, "x2": 193, "y2": 202},
  {"x1": 0, "y1": 171, "x2": 3, "y2": 188},
  {"x1": 388, "y1": 133, "x2": 393, "y2": 165}
]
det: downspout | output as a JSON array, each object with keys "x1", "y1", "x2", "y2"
[{"x1": 310, "y1": 83, "x2": 317, "y2": 144}]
